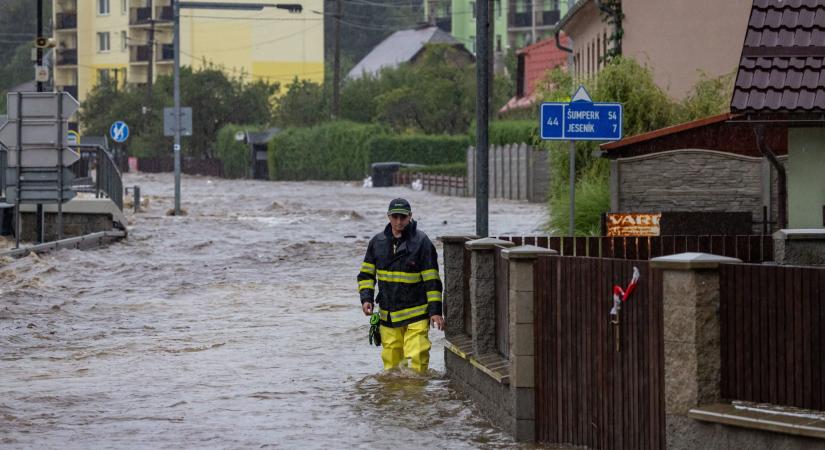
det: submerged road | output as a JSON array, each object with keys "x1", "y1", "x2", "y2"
[{"x1": 0, "y1": 172, "x2": 547, "y2": 449}]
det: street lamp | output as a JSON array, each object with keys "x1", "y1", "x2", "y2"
[{"x1": 171, "y1": 1, "x2": 302, "y2": 215}]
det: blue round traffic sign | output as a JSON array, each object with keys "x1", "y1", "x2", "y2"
[{"x1": 110, "y1": 121, "x2": 130, "y2": 143}]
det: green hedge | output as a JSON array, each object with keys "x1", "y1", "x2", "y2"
[
  {"x1": 216, "y1": 124, "x2": 257, "y2": 179},
  {"x1": 469, "y1": 120, "x2": 538, "y2": 145},
  {"x1": 268, "y1": 121, "x2": 385, "y2": 180},
  {"x1": 367, "y1": 134, "x2": 469, "y2": 166},
  {"x1": 399, "y1": 162, "x2": 467, "y2": 177}
]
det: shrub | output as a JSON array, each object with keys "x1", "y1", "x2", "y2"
[
  {"x1": 469, "y1": 120, "x2": 538, "y2": 145},
  {"x1": 268, "y1": 121, "x2": 385, "y2": 180},
  {"x1": 367, "y1": 134, "x2": 469, "y2": 166},
  {"x1": 215, "y1": 124, "x2": 257, "y2": 178}
]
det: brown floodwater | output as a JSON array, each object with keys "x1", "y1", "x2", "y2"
[{"x1": 0, "y1": 172, "x2": 549, "y2": 449}]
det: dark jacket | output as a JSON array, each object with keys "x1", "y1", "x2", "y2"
[{"x1": 357, "y1": 220, "x2": 442, "y2": 327}]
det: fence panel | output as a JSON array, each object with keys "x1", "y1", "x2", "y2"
[
  {"x1": 720, "y1": 263, "x2": 825, "y2": 410},
  {"x1": 535, "y1": 255, "x2": 665, "y2": 448}
]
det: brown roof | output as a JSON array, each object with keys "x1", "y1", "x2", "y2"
[
  {"x1": 731, "y1": 0, "x2": 825, "y2": 113},
  {"x1": 600, "y1": 113, "x2": 788, "y2": 158}
]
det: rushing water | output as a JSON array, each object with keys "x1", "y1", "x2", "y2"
[{"x1": 0, "y1": 172, "x2": 549, "y2": 449}]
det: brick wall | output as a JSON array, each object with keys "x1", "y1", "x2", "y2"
[{"x1": 21, "y1": 212, "x2": 113, "y2": 242}]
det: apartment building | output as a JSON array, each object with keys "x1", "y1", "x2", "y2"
[{"x1": 53, "y1": 0, "x2": 324, "y2": 103}]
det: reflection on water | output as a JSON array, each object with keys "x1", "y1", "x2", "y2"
[{"x1": 0, "y1": 172, "x2": 548, "y2": 449}]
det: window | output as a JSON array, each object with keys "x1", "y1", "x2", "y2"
[
  {"x1": 516, "y1": 0, "x2": 526, "y2": 13},
  {"x1": 496, "y1": 34, "x2": 502, "y2": 52},
  {"x1": 98, "y1": 69, "x2": 111, "y2": 84},
  {"x1": 495, "y1": 0, "x2": 501, "y2": 17},
  {"x1": 98, "y1": 0, "x2": 110, "y2": 15},
  {"x1": 121, "y1": 0, "x2": 127, "y2": 14},
  {"x1": 469, "y1": 35, "x2": 475, "y2": 53},
  {"x1": 97, "y1": 32, "x2": 110, "y2": 52},
  {"x1": 121, "y1": 31, "x2": 127, "y2": 51},
  {"x1": 471, "y1": 1, "x2": 476, "y2": 18}
]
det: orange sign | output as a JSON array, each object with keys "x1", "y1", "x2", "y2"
[{"x1": 606, "y1": 213, "x2": 661, "y2": 237}]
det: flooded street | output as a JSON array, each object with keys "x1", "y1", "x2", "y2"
[{"x1": 1, "y1": 172, "x2": 546, "y2": 449}]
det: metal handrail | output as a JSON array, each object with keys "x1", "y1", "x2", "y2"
[
  {"x1": 0, "y1": 147, "x2": 6, "y2": 201},
  {"x1": 69, "y1": 144, "x2": 123, "y2": 211}
]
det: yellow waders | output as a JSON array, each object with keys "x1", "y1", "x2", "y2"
[{"x1": 379, "y1": 319, "x2": 431, "y2": 373}]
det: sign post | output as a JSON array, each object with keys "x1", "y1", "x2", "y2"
[
  {"x1": 540, "y1": 86, "x2": 623, "y2": 234},
  {"x1": 0, "y1": 91, "x2": 80, "y2": 246}
]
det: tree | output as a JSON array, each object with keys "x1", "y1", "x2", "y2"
[{"x1": 273, "y1": 78, "x2": 327, "y2": 128}]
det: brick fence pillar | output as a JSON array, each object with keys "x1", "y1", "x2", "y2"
[
  {"x1": 438, "y1": 234, "x2": 478, "y2": 340},
  {"x1": 773, "y1": 229, "x2": 825, "y2": 266},
  {"x1": 650, "y1": 253, "x2": 741, "y2": 419},
  {"x1": 465, "y1": 237, "x2": 515, "y2": 356},
  {"x1": 503, "y1": 245, "x2": 557, "y2": 442}
]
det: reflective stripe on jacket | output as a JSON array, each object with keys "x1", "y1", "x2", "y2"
[{"x1": 357, "y1": 220, "x2": 442, "y2": 328}]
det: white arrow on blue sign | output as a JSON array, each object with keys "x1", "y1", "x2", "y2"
[
  {"x1": 110, "y1": 121, "x2": 130, "y2": 143},
  {"x1": 540, "y1": 86, "x2": 623, "y2": 141}
]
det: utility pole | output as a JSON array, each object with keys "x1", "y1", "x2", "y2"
[
  {"x1": 173, "y1": 0, "x2": 182, "y2": 216},
  {"x1": 36, "y1": 0, "x2": 45, "y2": 243},
  {"x1": 475, "y1": 0, "x2": 490, "y2": 237},
  {"x1": 147, "y1": 0, "x2": 155, "y2": 101},
  {"x1": 331, "y1": 0, "x2": 341, "y2": 118},
  {"x1": 530, "y1": 0, "x2": 537, "y2": 45}
]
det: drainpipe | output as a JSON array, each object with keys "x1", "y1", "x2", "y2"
[
  {"x1": 754, "y1": 125, "x2": 787, "y2": 229},
  {"x1": 594, "y1": 0, "x2": 621, "y2": 55}
]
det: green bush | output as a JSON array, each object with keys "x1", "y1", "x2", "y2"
[
  {"x1": 468, "y1": 120, "x2": 538, "y2": 145},
  {"x1": 399, "y1": 162, "x2": 467, "y2": 177},
  {"x1": 215, "y1": 124, "x2": 257, "y2": 178},
  {"x1": 367, "y1": 134, "x2": 469, "y2": 166},
  {"x1": 268, "y1": 121, "x2": 385, "y2": 180}
]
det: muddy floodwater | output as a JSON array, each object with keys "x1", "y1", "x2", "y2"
[{"x1": 1, "y1": 172, "x2": 548, "y2": 449}]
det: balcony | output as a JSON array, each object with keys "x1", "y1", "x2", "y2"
[
  {"x1": 158, "y1": 6, "x2": 174, "y2": 21},
  {"x1": 57, "y1": 48, "x2": 78, "y2": 65},
  {"x1": 61, "y1": 85, "x2": 79, "y2": 99},
  {"x1": 541, "y1": 9, "x2": 560, "y2": 26},
  {"x1": 511, "y1": 12, "x2": 532, "y2": 28},
  {"x1": 130, "y1": 45, "x2": 151, "y2": 63},
  {"x1": 56, "y1": 12, "x2": 77, "y2": 30},
  {"x1": 159, "y1": 44, "x2": 174, "y2": 61},
  {"x1": 130, "y1": 7, "x2": 152, "y2": 25}
]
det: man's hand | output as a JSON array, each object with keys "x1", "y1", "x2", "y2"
[
  {"x1": 430, "y1": 314, "x2": 445, "y2": 331},
  {"x1": 362, "y1": 302, "x2": 374, "y2": 316}
]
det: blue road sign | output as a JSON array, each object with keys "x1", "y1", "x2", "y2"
[
  {"x1": 110, "y1": 121, "x2": 130, "y2": 143},
  {"x1": 540, "y1": 86, "x2": 622, "y2": 141}
]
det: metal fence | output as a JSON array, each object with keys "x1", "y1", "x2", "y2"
[
  {"x1": 137, "y1": 157, "x2": 224, "y2": 177},
  {"x1": 720, "y1": 263, "x2": 825, "y2": 410},
  {"x1": 534, "y1": 255, "x2": 665, "y2": 448},
  {"x1": 467, "y1": 144, "x2": 549, "y2": 203},
  {"x1": 393, "y1": 172, "x2": 468, "y2": 197},
  {"x1": 496, "y1": 235, "x2": 774, "y2": 263},
  {"x1": 71, "y1": 145, "x2": 123, "y2": 210}
]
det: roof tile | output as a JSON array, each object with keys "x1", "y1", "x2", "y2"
[
  {"x1": 781, "y1": 90, "x2": 800, "y2": 108},
  {"x1": 765, "y1": 90, "x2": 783, "y2": 108},
  {"x1": 799, "y1": 8, "x2": 816, "y2": 27},
  {"x1": 770, "y1": 68, "x2": 788, "y2": 86},
  {"x1": 812, "y1": 29, "x2": 825, "y2": 45},
  {"x1": 814, "y1": 89, "x2": 825, "y2": 108},
  {"x1": 745, "y1": 29, "x2": 763, "y2": 47},
  {"x1": 816, "y1": 9, "x2": 825, "y2": 25},
  {"x1": 750, "y1": 9, "x2": 767, "y2": 27},
  {"x1": 766, "y1": 8, "x2": 783, "y2": 27},
  {"x1": 741, "y1": 57, "x2": 756, "y2": 69},
  {"x1": 794, "y1": 29, "x2": 813, "y2": 45},
  {"x1": 773, "y1": 57, "x2": 789, "y2": 69},
  {"x1": 761, "y1": 29, "x2": 779, "y2": 46},
  {"x1": 802, "y1": 68, "x2": 820, "y2": 87},
  {"x1": 789, "y1": 57, "x2": 807, "y2": 68},
  {"x1": 732, "y1": 90, "x2": 749, "y2": 110},
  {"x1": 778, "y1": 29, "x2": 797, "y2": 45},
  {"x1": 753, "y1": 0, "x2": 770, "y2": 8},
  {"x1": 798, "y1": 89, "x2": 816, "y2": 108},
  {"x1": 786, "y1": 68, "x2": 804, "y2": 87},
  {"x1": 782, "y1": 9, "x2": 800, "y2": 27},
  {"x1": 736, "y1": 70, "x2": 754, "y2": 88}
]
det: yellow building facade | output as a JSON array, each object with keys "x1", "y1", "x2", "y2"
[{"x1": 53, "y1": 0, "x2": 324, "y2": 103}]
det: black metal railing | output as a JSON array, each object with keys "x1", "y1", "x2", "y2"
[
  {"x1": 158, "y1": 6, "x2": 174, "y2": 21},
  {"x1": 541, "y1": 9, "x2": 560, "y2": 25},
  {"x1": 56, "y1": 12, "x2": 78, "y2": 29},
  {"x1": 160, "y1": 44, "x2": 174, "y2": 61},
  {"x1": 511, "y1": 12, "x2": 531, "y2": 27},
  {"x1": 70, "y1": 145, "x2": 123, "y2": 211},
  {"x1": 131, "y1": 45, "x2": 151, "y2": 62},
  {"x1": 57, "y1": 48, "x2": 78, "y2": 65},
  {"x1": 131, "y1": 7, "x2": 152, "y2": 24}
]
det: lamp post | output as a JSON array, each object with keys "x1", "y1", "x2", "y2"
[{"x1": 171, "y1": 1, "x2": 302, "y2": 215}]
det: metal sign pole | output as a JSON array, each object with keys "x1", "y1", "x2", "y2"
[
  {"x1": 173, "y1": 0, "x2": 182, "y2": 216},
  {"x1": 14, "y1": 94, "x2": 22, "y2": 249},
  {"x1": 475, "y1": 0, "x2": 490, "y2": 237},
  {"x1": 569, "y1": 140, "x2": 575, "y2": 235},
  {"x1": 57, "y1": 95, "x2": 64, "y2": 240}
]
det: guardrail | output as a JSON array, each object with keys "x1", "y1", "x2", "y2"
[{"x1": 71, "y1": 145, "x2": 123, "y2": 211}]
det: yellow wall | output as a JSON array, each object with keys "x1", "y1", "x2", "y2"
[{"x1": 63, "y1": 0, "x2": 325, "y2": 101}]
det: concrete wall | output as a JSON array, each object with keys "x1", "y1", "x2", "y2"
[
  {"x1": 20, "y1": 211, "x2": 113, "y2": 242},
  {"x1": 610, "y1": 149, "x2": 780, "y2": 232},
  {"x1": 467, "y1": 144, "x2": 548, "y2": 203},
  {"x1": 788, "y1": 128, "x2": 825, "y2": 229}
]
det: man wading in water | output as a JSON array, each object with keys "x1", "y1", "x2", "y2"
[{"x1": 357, "y1": 198, "x2": 444, "y2": 373}]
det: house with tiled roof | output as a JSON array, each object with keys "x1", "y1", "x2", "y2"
[
  {"x1": 555, "y1": 0, "x2": 752, "y2": 99},
  {"x1": 499, "y1": 34, "x2": 570, "y2": 114},
  {"x1": 731, "y1": 0, "x2": 825, "y2": 229}
]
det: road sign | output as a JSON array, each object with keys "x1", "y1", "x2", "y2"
[
  {"x1": 4, "y1": 167, "x2": 76, "y2": 204},
  {"x1": 540, "y1": 86, "x2": 623, "y2": 141},
  {"x1": 5, "y1": 91, "x2": 78, "y2": 120},
  {"x1": 110, "y1": 121, "x2": 129, "y2": 143},
  {"x1": 163, "y1": 107, "x2": 193, "y2": 136},
  {"x1": 67, "y1": 130, "x2": 80, "y2": 146},
  {"x1": 6, "y1": 147, "x2": 80, "y2": 167}
]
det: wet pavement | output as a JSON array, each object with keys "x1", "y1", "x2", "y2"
[{"x1": 0, "y1": 172, "x2": 548, "y2": 449}]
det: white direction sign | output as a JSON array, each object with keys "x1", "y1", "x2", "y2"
[
  {"x1": 0, "y1": 92, "x2": 80, "y2": 150},
  {"x1": 5, "y1": 91, "x2": 79, "y2": 120},
  {"x1": 6, "y1": 147, "x2": 81, "y2": 167},
  {"x1": 110, "y1": 121, "x2": 129, "y2": 143}
]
